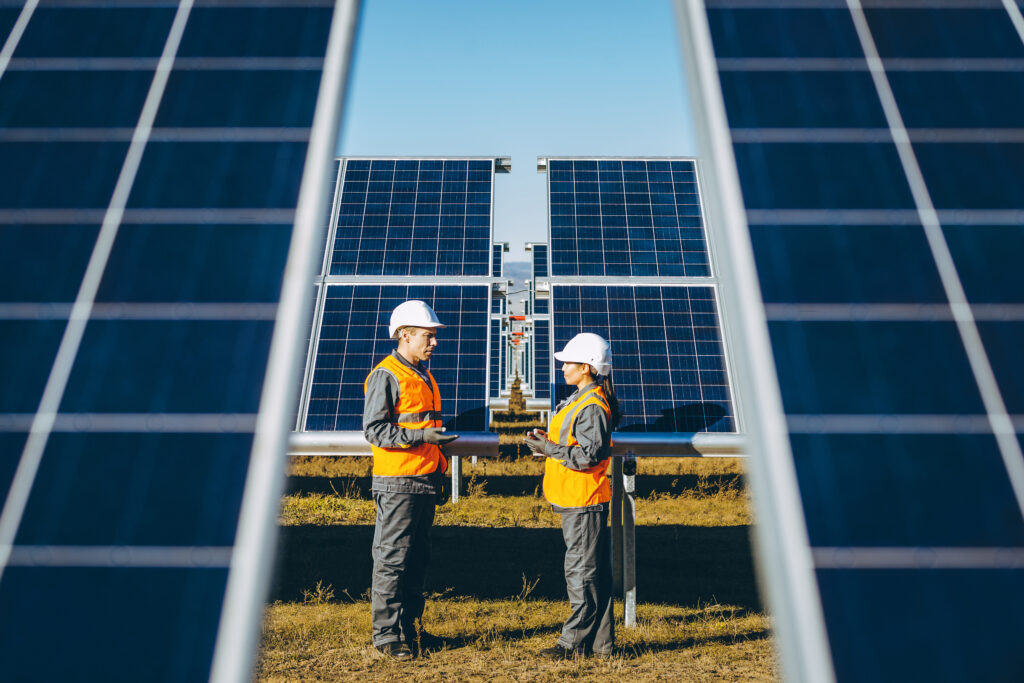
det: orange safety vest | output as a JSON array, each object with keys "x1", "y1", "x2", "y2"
[
  {"x1": 364, "y1": 354, "x2": 447, "y2": 477},
  {"x1": 542, "y1": 385, "x2": 612, "y2": 508}
]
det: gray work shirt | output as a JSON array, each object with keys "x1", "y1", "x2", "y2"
[
  {"x1": 363, "y1": 350, "x2": 442, "y2": 495},
  {"x1": 548, "y1": 382, "x2": 612, "y2": 513}
]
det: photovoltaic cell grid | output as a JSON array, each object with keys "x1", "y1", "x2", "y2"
[
  {"x1": 532, "y1": 243, "x2": 549, "y2": 279},
  {"x1": 551, "y1": 285, "x2": 734, "y2": 432},
  {"x1": 703, "y1": 1, "x2": 1024, "y2": 680},
  {"x1": 330, "y1": 159, "x2": 493, "y2": 277},
  {"x1": 547, "y1": 159, "x2": 710, "y2": 277},
  {"x1": 492, "y1": 243, "x2": 503, "y2": 277},
  {"x1": 0, "y1": 3, "x2": 337, "y2": 681},
  {"x1": 532, "y1": 318, "x2": 551, "y2": 400},
  {"x1": 306, "y1": 285, "x2": 489, "y2": 432},
  {"x1": 489, "y1": 319, "x2": 502, "y2": 396}
]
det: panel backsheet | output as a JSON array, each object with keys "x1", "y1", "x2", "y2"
[
  {"x1": 305, "y1": 285, "x2": 489, "y2": 432},
  {"x1": 330, "y1": 159, "x2": 493, "y2": 277},
  {"x1": 551, "y1": 285, "x2": 734, "y2": 432},
  {"x1": 547, "y1": 159, "x2": 710, "y2": 277},
  {"x1": 0, "y1": 3, "x2": 333, "y2": 680},
  {"x1": 706, "y1": 1, "x2": 1024, "y2": 680}
]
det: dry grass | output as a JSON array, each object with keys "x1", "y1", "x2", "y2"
[
  {"x1": 280, "y1": 488, "x2": 750, "y2": 528},
  {"x1": 257, "y1": 598, "x2": 776, "y2": 682},
  {"x1": 288, "y1": 455, "x2": 745, "y2": 478},
  {"x1": 261, "y1": 455, "x2": 774, "y2": 681}
]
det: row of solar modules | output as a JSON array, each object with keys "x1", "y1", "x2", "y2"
[
  {"x1": 300, "y1": 157, "x2": 502, "y2": 433},
  {"x1": 686, "y1": 1, "x2": 1024, "y2": 681},
  {"x1": 328, "y1": 158, "x2": 494, "y2": 277},
  {"x1": 536, "y1": 158, "x2": 735, "y2": 431},
  {"x1": 546, "y1": 159, "x2": 711, "y2": 277},
  {"x1": 300, "y1": 156, "x2": 736, "y2": 434},
  {"x1": 0, "y1": 2, "x2": 342, "y2": 682}
]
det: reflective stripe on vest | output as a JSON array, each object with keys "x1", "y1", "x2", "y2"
[
  {"x1": 364, "y1": 354, "x2": 447, "y2": 476},
  {"x1": 542, "y1": 385, "x2": 612, "y2": 508}
]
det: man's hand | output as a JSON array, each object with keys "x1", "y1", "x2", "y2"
[
  {"x1": 422, "y1": 427, "x2": 459, "y2": 445},
  {"x1": 524, "y1": 430, "x2": 555, "y2": 457}
]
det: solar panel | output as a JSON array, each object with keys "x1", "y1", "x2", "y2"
[
  {"x1": 531, "y1": 242, "x2": 549, "y2": 279},
  {"x1": 547, "y1": 158, "x2": 710, "y2": 277},
  {"x1": 680, "y1": 1, "x2": 1024, "y2": 680},
  {"x1": 329, "y1": 158, "x2": 494, "y2": 277},
  {"x1": 532, "y1": 317, "x2": 551, "y2": 400},
  {"x1": 304, "y1": 284, "x2": 490, "y2": 432},
  {"x1": 489, "y1": 318, "x2": 503, "y2": 396},
  {"x1": 492, "y1": 242, "x2": 505, "y2": 277},
  {"x1": 551, "y1": 285, "x2": 734, "y2": 432},
  {"x1": 0, "y1": 2, "x2": 350, "y2": 681}
]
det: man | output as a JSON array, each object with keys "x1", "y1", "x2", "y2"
[{"x1": 363, "y1": 300, "x2": 458, "y2": 660}]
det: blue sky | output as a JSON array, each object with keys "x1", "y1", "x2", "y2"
[{"x1": 338, "y1": 0, "x2": 697, "y2": 261}]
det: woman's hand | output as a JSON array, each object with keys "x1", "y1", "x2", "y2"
[{"x1": 524, "y1": 429, "x2": 555, "y2": 456}]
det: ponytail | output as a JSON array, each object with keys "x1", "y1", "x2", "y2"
[{"x1": 600, "y1": 371, "x2": 621, "y2": 430}]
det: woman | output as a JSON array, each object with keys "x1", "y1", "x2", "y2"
[{"x1": 524, "y1": 332, "x2": 621, "y2": 660}]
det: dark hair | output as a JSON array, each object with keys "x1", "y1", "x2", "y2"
[{"x1": 600, "y1": 371, "x2": 621, "y2": 430}]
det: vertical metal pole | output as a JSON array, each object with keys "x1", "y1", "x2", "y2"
[
  {"x1": 450, "y1": 455, "x2": 461, "y2": 503},
  {"x1": 623, "y1": 452, "x2": 637, "y2": 627},
  {"x1": 611, "y1": 456, "x2": 623, "y2": 593}
]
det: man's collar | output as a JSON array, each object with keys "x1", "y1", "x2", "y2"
[
  {"x1": 391, "y1": 349, "x2": 427, "y2": 372},
  {"x1": 392, "y1": 348, "x2": 419, "y2": 368}
]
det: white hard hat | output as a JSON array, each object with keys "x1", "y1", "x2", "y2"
[
  {"x1": 554, "y1": 332, "x2": 612, "y2": 376},
  {"x1": 389, "y1": 300, "x2": 445, "y2": 338}
]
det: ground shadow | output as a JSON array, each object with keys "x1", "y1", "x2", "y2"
[{"x1": 268, "y1": 524, "x2": 762, "y2": 611}]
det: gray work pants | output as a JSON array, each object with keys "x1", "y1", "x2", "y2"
[
  {"x1": 371, "y1": 491, "x2": 436, "y2": 646},
  {"x1": 557, "y1": 507, "x2": 614, "y2": 654}
]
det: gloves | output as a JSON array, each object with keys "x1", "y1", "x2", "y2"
[
  {"x1": 422, "y1": 427, "x2": 459, "y2": 446},
  {"x1": 433, "y1": 468, "x2": 450, "y2": 506},
  {"x1": 524, "y1": 431, "x2": 556, "y2": 457}
]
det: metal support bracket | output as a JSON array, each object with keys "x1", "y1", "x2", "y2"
[{"x1": 623, "y1": 450, "x2": 637, "y2": 627}]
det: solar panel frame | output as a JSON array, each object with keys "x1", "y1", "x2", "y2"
[
  {"x1": 328, "y1": 156, "x2": 496, "y2": 278},
  {"x1": 0, "y1": 3, "x2": 357, "y2": 682},
  {"x1": 550, "y1": 283, "x2": 737, "y2": 432},
  {"x1": 677, "y1": 2, "x2": 1024, "y2": 681},
  {"x1": 545, "y1": 157, "x2": 713, "y2": 278},
  {"x1": 540, "y1": 157, "x2": 742, "y2": 432},
  {"x1": 302, "y1": 282, "x2": 492, "y2": 433},
  {"x1": 296, "y1": 156, "x2": 506, "y2": 433}
]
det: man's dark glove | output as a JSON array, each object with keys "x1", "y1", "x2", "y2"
[
  {"x1": 524, "y1": 432, "x2": 556, "y2": 456},
  {"x1": 422, "y1": 427, "x2": 458, "y2": 445}
]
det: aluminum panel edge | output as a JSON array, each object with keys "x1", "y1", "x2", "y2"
[
  {"x1": 672, "y1": 2, "x2": 835, "y2": 682},
  {"x1": 209, "y1": 3, "x2": 362, "y2": 683}
]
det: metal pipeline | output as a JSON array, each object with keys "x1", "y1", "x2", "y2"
[{"x1": 288, "y1": 431, "x2": 746, "y2": 457}]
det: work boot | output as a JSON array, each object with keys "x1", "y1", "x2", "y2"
[
  {"x1": 539, "y1": 645, "x2": 578, "y2": 660},
  {"x1": 411, "y1": 630, "x2": 450, "y2": 656},
  {"x1": 374, "y1": 642, "x2": 413, "y2": 661}
]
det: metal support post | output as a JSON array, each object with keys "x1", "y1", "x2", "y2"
[
  {"x1": 611, "y1": 455, "x2": 623, "y2": 593},
  {"x1": 623, "y1": 451, "x2": 637, "y2": 627},
  {"x1": 450, "y1": 455, "x2": 461, "y2": 503}
]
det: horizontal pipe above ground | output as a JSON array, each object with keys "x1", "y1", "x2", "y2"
[{"x1": 288, "y1": 431, "x2": 747, "y2": 458}]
